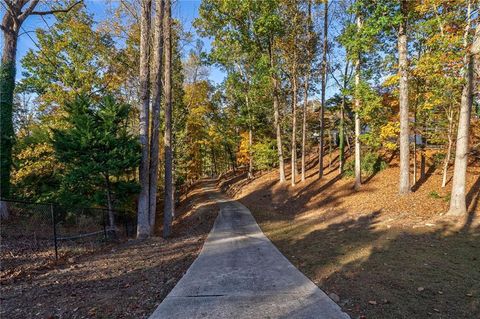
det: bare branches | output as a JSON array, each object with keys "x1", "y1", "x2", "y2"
[{"x1": 29, "y1": 0, "x2": 83, "y2": 17}]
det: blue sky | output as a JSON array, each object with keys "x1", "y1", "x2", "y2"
[
  {"x1": 1, "y1": 0, "x2": 345, "y2": 99},
  {"x1": 4, "y1": 0, "x2": 225, "y2": 84}
]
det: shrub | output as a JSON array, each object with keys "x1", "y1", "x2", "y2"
[{"x1": 344, "y1": 152, "x2": 388, "y2": 177}]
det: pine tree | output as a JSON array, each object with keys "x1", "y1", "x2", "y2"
[{"x1": 53, "y1": 95, "x2": 140, "y2": 232}]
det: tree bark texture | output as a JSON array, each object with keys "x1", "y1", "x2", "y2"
[
  {"x1": 448, "y1": 23, "x2": 480, "y2": 216},
  {"x1": 354, "y1": 14, "x2": 362, "y2": 191},
  {"x1": 137, "y1": 0, "x2": 152, "y2": 238},
  {"x1": 148, "y1": 0, "x2": 164, "y2": 233},
  {"x1": 319, "y1": 0, "x2": 328, "y2": 179},
  {"x1": 269, "y1": 43, "x2": 286, "y2": 182},
  {"x1": 398, "y1": 0, "x2": 410, "y2": 194},
  {"x1": 163, "y1": 0, "x2": 174, "y2": 237}
]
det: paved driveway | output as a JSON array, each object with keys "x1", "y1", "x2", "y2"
[{"x1": 150, "y1": 185, "x2": 350, "y2": 319}]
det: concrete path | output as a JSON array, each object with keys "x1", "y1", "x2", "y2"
[{"x1": 150, "y1": 185, "x2": 350, "y2": 319}]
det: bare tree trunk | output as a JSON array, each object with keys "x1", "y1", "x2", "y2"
[
  {"x1": 338, "y1": 61, "x2": 349, "y2": 174},
  {"x1": 319, "y1": 0, "x2": 328, "y2": 179},
  {"x1": 354, "y1": 15, "x2": 362, "y2": 190},
  {"x1": 301, "y1": 78, "x2": 309, "y2": 182},
  {"x1": 398, "y1": 0, "x2": 410, "y2": 194},
  {"x1": 163, "y1": 0, "x2": 174, "y2": 237},
  {"x1": 269, "y1": 43, "x2": 286, "y2": 182},
  {"x1": 148, "y1": 0, "x2": 164, "y2": 234},
  {"x1": 448, "y1": 23, "x2": 479, "y2": 216},
  {"x1": 301, "y1": 0, "x2": 313, "y2": 183},
  {"x1": 339, "y1": 98, "x2": 345, "y2": 174},
  {"x1": 442, "y1": 114, "x2": 454, "y2": 188},
  {"x1": 291, "y1": 74, "x2": 298, "y2": 186},
  {"x1": 318, "y1": 0, "x2": 328, "y2": 178},
  {"x1": 137, "y1": 0, "x2": 152, "y2": 239}
]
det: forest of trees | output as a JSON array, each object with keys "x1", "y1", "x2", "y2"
[{"x1": 1, "y1": 0, "x2": 479, "y2": 238}]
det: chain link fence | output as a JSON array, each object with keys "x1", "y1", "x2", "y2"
[{"x1": 0, "y1": 199, "x2": 136, "y2": 274}]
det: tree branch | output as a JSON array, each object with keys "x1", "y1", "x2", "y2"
[
  {"x1": 29, "y1": 0, "x2": 83, "y2": 17},
  {"x1": 18, "y1": 0, "x2": 40, "y2": 23}
]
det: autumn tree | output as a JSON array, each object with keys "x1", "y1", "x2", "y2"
[
  {"x1": 196, "y1": 0, "x2": 287, "y2": 182},
  {"x1": 12, "y1": 5, "x2": 124, "y2": 204},
  {"x1": 0, "y1": 0, "x2": 81, "y2": 217}
]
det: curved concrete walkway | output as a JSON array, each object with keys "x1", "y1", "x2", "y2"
[{"x1": 150, "y1": 185, "x2": 350, "y2": 319}]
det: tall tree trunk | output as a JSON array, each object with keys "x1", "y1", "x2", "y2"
[
  {"x1": 269, "y1": 43, "x2": 286, "y2": 182},
  {"x1": 338, "y1": 61, "x2": 349, "y2": 174},
  {"x1": 301, "y1": 78, "x2": 309, "y2": 182},
  {"x1": 137, "y1": 0, "x2": 152, "y2": 239},
  {"x1": 291, "y1": 74, "x2": 298, "y2": 186},
  {"x1": 448, "y1": 23, "x2": 479, "y2": 216},
  {"x1": 319, "y1": 0, "x2": 328, "y2": 179},
  {"x1": 163, "y1": 0, "x2": 174, "y2": 237},
  {"x1": 148, "y1": 0, "x2": 164, "y2": 233},
  {"x1": 0, "y1": 24, "x2": 17, "y2": 202},
  {"x1": 354, "y1": 15, "x2": 362, "y2": 191},
  {"x1": 398, "y1": 0, "x2": 410, "y2": 194},
  {"x1": 301, "y1": 0, "x2": 313, "y2": 183},
  {"x1": 339, "y1": 97, "x2": 345, "y2": 174}
]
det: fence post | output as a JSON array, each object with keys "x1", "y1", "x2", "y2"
[
  {"x1": 51, "y1": 204, "x2": 58, "y2": 260},
  {"x1": 102, "y1": 209, "x2": 108, "y2": 241}
]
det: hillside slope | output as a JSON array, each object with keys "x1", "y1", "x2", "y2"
[{"x1": 221, "y1": 153, "x2": 479, "y2": 319}]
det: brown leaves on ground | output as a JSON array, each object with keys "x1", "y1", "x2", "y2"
[
  {"x1": 222, "y1": 152, "x2": 480, "y2": 319},
  {"x1": 0, "y1": 181, "x2": 219, "y2": 319}
]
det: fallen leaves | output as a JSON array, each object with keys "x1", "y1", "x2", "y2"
[{"x1": 1, "y1": 182, "x2": 220, "y2": 319}]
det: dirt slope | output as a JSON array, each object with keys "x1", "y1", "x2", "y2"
[{"x1": 1, "y1": 181, "x2": 219, "y2": 319}]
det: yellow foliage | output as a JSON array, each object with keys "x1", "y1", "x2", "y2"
[
  {"x1": 236, "y1": 131, "x2": 250, "y2": 166},
  {"x1": 380, "y1": 121, "x2": 400, "y2": 151},
  {"x1": 12, "y1": 142, "x2": 62, "y2": 184}
]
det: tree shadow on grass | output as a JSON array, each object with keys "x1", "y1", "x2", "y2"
[{"x1": 259, "y1": 207, "x2": 480, "y2": 319}]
